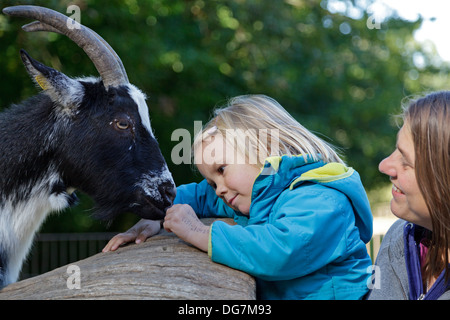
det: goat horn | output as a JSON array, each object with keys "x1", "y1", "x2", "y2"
[
  {"x1": 3, "y1": 5, "x2": 129, "y2": 88},
  {"x1": 22, "y1": 21, "x2": 129, "y2": 84}
]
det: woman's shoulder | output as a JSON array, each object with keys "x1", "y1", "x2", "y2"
[
  {"x1": 383, "y1": 219, "x2": 407, "y2": 244},
  {"x1": 376, "y1": 218, "x2": 407, "y2": 262},
  {"x1": 366, "y1": 219, "x2": 409, "y2": 300}
]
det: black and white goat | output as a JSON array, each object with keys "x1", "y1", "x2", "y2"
[{"x1": 0, "y1": 6, "x2": 176, "y2": 289}]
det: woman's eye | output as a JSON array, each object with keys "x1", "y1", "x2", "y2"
[
  {"x1": 401, "y1": 158, "x2": 412, "y2": 169},
  {"x1": 218, "y1": 166, "x2": 226, "y2": 174}
]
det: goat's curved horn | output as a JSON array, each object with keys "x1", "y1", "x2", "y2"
[
  {"x1": 3, "y1": 5, "x2": 128, "y2": 88},
  {"x1": 22, "y1": 21, "x2": 129, "y2": 83}
]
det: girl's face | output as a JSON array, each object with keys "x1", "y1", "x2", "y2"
[
  {"x1": 195, "y1": 135, "x2": 261, "y2": 215},
  {"x1": 378, "y1": 123, "x2": 431, "y2": 230}
]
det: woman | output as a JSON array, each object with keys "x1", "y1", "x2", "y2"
[{"x1": 367, "y1": 91, "x2": 450, "y2": 300}]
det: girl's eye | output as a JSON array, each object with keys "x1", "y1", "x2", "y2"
[{"x1": 218, "y1": 166, "x2": 226, "y2": 174}]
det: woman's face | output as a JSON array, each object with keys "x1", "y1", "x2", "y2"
[{"x1": 378, "y1": 123, "x2": 432, "y2": 230}]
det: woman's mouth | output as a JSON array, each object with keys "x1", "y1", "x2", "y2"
[{"x1": 392, "y1": 184, "x2": 404, "y2": 195}]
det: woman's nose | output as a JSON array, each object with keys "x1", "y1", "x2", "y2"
[{"x1": 379, "y1": 154, "x2": 396, "y2": 178}]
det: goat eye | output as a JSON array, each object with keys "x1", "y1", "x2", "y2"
[{"x1": 114, "y1": 118, "x2": 130, "y2": 131}]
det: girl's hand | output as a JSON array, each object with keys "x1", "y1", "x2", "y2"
[
  {"x1": 102, "y1": 219, "x2": 162, "y2": 252},
  {"x1": 164, "y1": 204, "x2": 210, "y2": 252}
]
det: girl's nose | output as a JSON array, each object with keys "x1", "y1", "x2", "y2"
[{"x1": 215, "y1": 183, "x2": 227, "y2": 197}]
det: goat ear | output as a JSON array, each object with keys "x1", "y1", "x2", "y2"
[{"x1": 20, "y1": 49, "x2": 83, "y2": 110}]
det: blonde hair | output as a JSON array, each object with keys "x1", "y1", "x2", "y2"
[{"x1": 193, "y1": 94, "x2": 344, "y2": 167}]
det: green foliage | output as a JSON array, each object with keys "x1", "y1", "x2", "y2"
[{"x1": 1, "y1": 0, "x2": 448, "y2": 231}]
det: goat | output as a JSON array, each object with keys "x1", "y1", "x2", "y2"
[{"x1": 0, "y1": 5, "x2": 176, "y2": 289}]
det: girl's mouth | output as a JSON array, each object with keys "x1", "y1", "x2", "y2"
[{"x1": 228, "y1": 195, "x2": 237, "y2": 206}]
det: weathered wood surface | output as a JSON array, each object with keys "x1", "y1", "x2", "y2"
[{"x1": 0, "y1": 219, "x2": 256, "y2": 300}]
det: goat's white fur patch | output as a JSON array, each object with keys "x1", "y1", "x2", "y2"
[
  {"x1": 127, "y1": 84, "x2": 154, "y2": 138},
  {"x1": 0, "y1": 172, "x2": 70, "y2": 286},
  {"x1": 136, "y1": 164, "x2": 174, "y2": 201}
]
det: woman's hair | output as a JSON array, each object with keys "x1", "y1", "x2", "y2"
[
  {"x1": 193, "y1": 94, "x2": 344, "y2": 167},
  {"x1": 403, "y1": 91, "x2": 450, "y2": 282}
]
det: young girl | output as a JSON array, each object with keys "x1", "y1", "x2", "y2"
[{"x1": 103, "y1": 94, "x2": 373, "y2": 299}]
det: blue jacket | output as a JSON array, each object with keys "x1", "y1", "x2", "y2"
[{"x1": 175, "y1": 155, "x2": 373, "y2": 299}]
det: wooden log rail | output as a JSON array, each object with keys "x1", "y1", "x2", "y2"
[{"x1": 0, "y1": 219, "x2": 256, "y2": 300}]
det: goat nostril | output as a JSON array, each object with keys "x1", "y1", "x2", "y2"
[
  {"x1": 162, "y1": 185, "x2": 176, "y2": 203},
  {"x1": 166, "y1": 187, "x2": 176, "y2": 202}
]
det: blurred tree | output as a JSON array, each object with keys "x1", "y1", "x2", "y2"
[{"x1": 1, "y1": 0, "x2": 448, "y2": 232}]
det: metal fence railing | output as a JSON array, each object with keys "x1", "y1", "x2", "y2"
[
  {"x1": 19, "y1": 232, "x2": 117, "y2": 280},
  {"x1": 20, "y1": 232, "x2": 386, "y2": 281}
]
